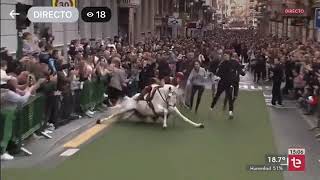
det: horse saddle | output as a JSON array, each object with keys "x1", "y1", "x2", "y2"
[{"x1": 137, "y1": 84, "x2": 163, "y2": 118}]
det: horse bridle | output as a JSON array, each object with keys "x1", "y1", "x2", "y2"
[{"x1": 156, "y1": 87, "x2": 176, "y2": 108}]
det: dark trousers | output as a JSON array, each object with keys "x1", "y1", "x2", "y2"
[
  {"x1": 61, "y1": 92, "x2": 73, "y2": 120},
  {"x1": 42, "y1": 95, "x2": 61, "y2": 130},
  {"x1": 283, "y1": 78, "x2": 293, "y2": 95},
  {"x1": 223, "y1": 81, "x2": 239, "y2": 108},
  {"x1": 72, "y1": 90, "x2": 82, "y2": 114},
  {"x1": 190, "y1": 85, "x2": 205, "y2": 112},
  {"x1": 108, "y1": 86, "x2": 124, "y2": 105},
  {"x1": 211, "y1": 81, "x2": 234, "y2": 111},
  {"x1": 211, "y1": 83, "x2": 216, "y2": 100},
  {"x1": 272, "y1": 81, "x2": 282, "y2": 105},
  {"x1": 254, "y1": 70, "x2": 261, "y2": 82}
]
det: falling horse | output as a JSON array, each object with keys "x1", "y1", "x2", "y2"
[
  {"x1": 97, "y1": 72, "x2": 220, "y2": 128},
  {"x1": 97, "y1": 84, "x2": 204, "y2": 129}
]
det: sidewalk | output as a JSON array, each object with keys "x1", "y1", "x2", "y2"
[
  {"x1": 2, "y1": 109, "x2": 111, "y2": 168},
  {"x1": 243, "y1": 73, "x2": 320, "y2": 140},
  {"x1": 298, "y1": 109, "x2": 320, "y2": 139}
]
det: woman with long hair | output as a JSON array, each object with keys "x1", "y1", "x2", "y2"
[{"x1": 187, "y1": 60, "x2": 207, "y2": 113}]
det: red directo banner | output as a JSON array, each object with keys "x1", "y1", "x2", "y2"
[
  {"x1": 284, "y1": 8, "x2": 305, "y2": 14},
  {"x1": 283, "y1": 8, "x2": 307, "y2": 17}
]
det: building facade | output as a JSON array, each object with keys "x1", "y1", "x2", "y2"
[
  {"x1": 265, "y1": 0, "x2": 320, "y2": 42},
  {"x1": 0, "y1": 0, "x2": 118, "y2": 53}
]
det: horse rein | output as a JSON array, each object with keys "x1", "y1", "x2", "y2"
[{"x1": 156, "y1": 87, "x2": 176, "y2": 108}]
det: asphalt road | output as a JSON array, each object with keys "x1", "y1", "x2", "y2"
[
  {"x1": 241, "y1": 74, "x2": 320, "y2": 180},
  {"x1": 2, "y1": 73, "x2": 320, "y2": 180}
]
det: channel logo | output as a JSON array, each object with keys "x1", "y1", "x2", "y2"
[{"x1": 287, "y1": 148, "x2": 305, "y2": 171}]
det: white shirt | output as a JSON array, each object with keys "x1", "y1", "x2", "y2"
[
  {"x1": 187, "y1": 67, "x2": 207, "y2": 86},
  {"x1": 1, "y1": 69, "x2": 12, "y2": 85},
  {"x1": 1, "y1": 88, "x2": 31, "y2": 107}
]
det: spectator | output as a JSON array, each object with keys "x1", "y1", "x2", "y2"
[
  {"x1": 22, "y1": 32, "x2": 40, "y2": 56},
  {"x1": 1, "y1": 60, "x2": 13, "y2": 86},
  {"x1": 108, "y1": 57, "x2": 127, "y2": 105}
]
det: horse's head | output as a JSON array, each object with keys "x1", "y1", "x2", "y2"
[{"x1": 165, "y1": 85, "x2": 179, "y2": 107}]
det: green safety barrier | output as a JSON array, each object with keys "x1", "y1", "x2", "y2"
[
  {"x1": 93, "y1": 79, "x2": 106, "y2": 105},
  {"x1": 11, "y1": 94, "x2": 46, "y2": 148},
  {"x1": 0, "y1": 78, "x2": 107, "y2": 154},
  {"x1": 0, "y1": 108, "x2": 16, "y2": 154},
  {"x1": 80, "y1": 77, "x2": 107, "y2": 112},
  {"x1": 80, "y1": 80, "x2": 95, "y2": 111}
]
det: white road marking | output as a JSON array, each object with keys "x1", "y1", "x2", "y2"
[
  {"x1": 266, "y1": 102, "x2": 272, "y2": 106},
  {"x1": 266, "y1": 105, "x2": 296, "y2": 109},
  {"x1": 263, "y1": 94, "x2": 272, "y2": 98},
  {"x1": 243, "y1": 85, "x2": 249, "y2": 89},
  {"x1": 60, "y1": 148, "x2": 80, "y2": 157}
]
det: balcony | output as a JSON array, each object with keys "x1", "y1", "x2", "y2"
[{"x1": 118, "y1": 0, "x2": 140, "y2": 8}]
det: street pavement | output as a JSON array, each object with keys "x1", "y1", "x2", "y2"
[
  {"x1": 2, "y1": 73, "x2": 320, "y2": 180},
  {"x1": 240, "y1": 74, "x2": 320, "y2": 180},
  {"x1": 1, "y1": 110, "x2": 110, "y2": 168}
]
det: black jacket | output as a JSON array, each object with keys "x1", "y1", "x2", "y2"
[
  {"x1": 208, "y1": 59, "x2": 221, "y2": 75},
  {"x1": 271, "y1": 64, "x2": 284, "y2": 83},
  {"x1": 217, "y1": 60, "x2": 245, "y2": 84}
]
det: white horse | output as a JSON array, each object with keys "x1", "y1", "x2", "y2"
[{"x1": 97, "y1": 84, "x2": 204, "y2": 129}]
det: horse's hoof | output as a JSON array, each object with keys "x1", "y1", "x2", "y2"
[
  {"x1": 162, "y1": 126, "x2": 167, "y2": 130},
  {"x1": 96, "y1": 119, "x2": 101, "y2": 124},
  {"x1": 198, "y1": 124, "x2": 204, "y2": 128}
]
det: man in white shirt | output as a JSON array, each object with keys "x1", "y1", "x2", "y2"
[
  {"x1": 1, "y1": 77, "x2": 45, "y2": 160},
  {"x1": 1, "y1": 60, "x2": 13, "y2": 86}
]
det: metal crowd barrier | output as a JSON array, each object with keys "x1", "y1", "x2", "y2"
[
  {"x1": 0, "y1": 78, "x2": 107, "y2": 156},
  {"x1": 0, "y1": 108, "x2": 16, "y2": 155},
  {"x1": 80, "y1": 78, "x2": 107, "y2": 112}
]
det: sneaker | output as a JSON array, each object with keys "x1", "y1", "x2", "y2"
[
  {"x1": 270, "y1": 103, "x2": 277, "y2": 107},
  {"x1": 43, "y1": 129, "x2": 53, "y2": 134},
  {"x1": 47, "y1": 123, "x2": 54, "y2": 128},
  {"x1": 47, "y1": 125, "x2": 55, "y2": 131},
  {"x1": 104, "y1": 93, "x2": 108, "y2": 98},
  {"x1": 1, "y1": 152, "x2": 14, "y2": 161},
  {"x1": 229, "y1": 111, "x2": 234, "y2": 119},
  {"x1": 277, "y1": 104, "x2": 284, "y2": 108},
  {"x1": 87, "y1": 110, "x2": 95, "y2": 115},
  {"x1": 85, "y1": 111, "x2": 94, "y2": 118}
]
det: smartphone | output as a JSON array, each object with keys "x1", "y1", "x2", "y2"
[{"x1": 28, "y1": 75, "x2": 33, "y2": 87}]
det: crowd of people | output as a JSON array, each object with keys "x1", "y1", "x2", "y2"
[
  {"x1": 248, "y1": 36, "x2": 320, "y2": 114},
  {"x1": 1, "y1": 27, "x2": 320, "y2": 160}
]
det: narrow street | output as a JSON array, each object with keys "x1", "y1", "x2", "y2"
[{"x1": 1, "y1": 0, "x2": 320, "y2": 180}]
